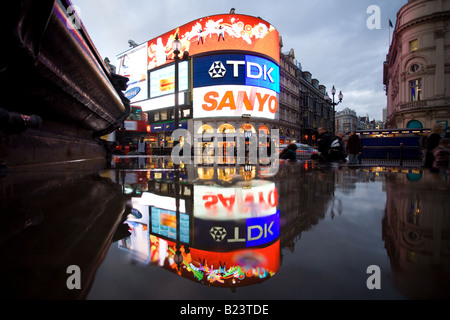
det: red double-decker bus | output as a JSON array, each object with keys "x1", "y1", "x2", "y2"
[{"x1": 114, "y1": 106, "x2": 151, "y2": 155}]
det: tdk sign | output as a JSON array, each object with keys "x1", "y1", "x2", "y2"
[{"x1": 194, "y1": 54, "x2": 280, "y2": 93}]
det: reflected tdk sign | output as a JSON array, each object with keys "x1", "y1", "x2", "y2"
[
  {"x1": 193, "y1": 54, "x2": 280, "y2": 93},
  {"x1": 195, "y1": 211, "x2": 280, "y2": 249}
]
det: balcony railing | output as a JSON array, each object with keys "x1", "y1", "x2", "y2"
[{"x1": 399, "y1": 100, "x2": 427, "y2": 110}]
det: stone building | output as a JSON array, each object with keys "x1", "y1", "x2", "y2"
[
  {"x1": 383, "y1": 0, "x2": 450, "y2": 130},
  {"x1": 335, "y1": 108, "x2": 358, "y2": 133}
]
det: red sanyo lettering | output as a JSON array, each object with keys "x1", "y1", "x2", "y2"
[
  {"x1": 202, "y1": 188, "x2": 278, "y2": 212},
  {"x1": 202, "y1": 90, "x2": 278, "y2": 113}
]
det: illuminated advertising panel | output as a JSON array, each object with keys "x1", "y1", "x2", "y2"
[
  {"x1": 193, "y1": 85, "x2": 278, "y2": 119},
  {"x1": 131, "y1": 192, "x2": 190, "y2": 244},
  {"x1": 149, "y1": 236, "x2": 280, "y2": 287},
  {"x1": 193, "y1": 54, "x2": 279, "y2": 93},
  {"x1": 149, "y1": 61, "x2": 189, "y2": 98},
  {"x1": 151, "y1": 207, "x2": 190, "y2": 243},
  {"x1": 118, "y1": 203, "x2": 150, "y2": 263},
  {"x1": 193, "y1": 181, "x2": 278, "y2": 220},
  {"x1": 138, "y1": 92, "x2": 185, "y2": 112},
  {"x1": 117, "y1": 43, "x2": 148, "y2": 102},
  {"x1": 192, "y1": 211, "x2": 280, "y2": 251},
  {"x1": 147, "y1": 14, "x2": 279, "y2": 70}
]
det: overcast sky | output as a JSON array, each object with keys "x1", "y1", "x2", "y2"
[{"x1": 71, "y1": 0, "x2": 407, "y2": 121}]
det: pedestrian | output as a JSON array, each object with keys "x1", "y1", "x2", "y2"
[
  {"x1": 317, "y1": 127, "x2": 332, "y2": 162},
  {"x1": 347, "y1": 131, "x2": 362, "y2": 165},
  {"x1": 431, "y1": 137, "x2": 450, "y2": 174},
  {"x1": 424, "y1": 124, "x2": 444, "y2": 168},
  {"x1": 137, "y1": 137, "x2": 147, "y2": 155},
  {"x1": 329, "y1": 131, "x2": 347, "y2": 163},
  {"x1": 280, "y1": 143, "x2": 297, "y2": 161},
  {"x1": 419, "y1": 133, "x2": 428, "y2": 167}
]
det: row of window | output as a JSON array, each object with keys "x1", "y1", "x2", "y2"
[{"x1": 147, "y1": 107, "x2": 191, "y2": 123}]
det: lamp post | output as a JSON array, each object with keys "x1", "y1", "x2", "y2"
[
  {"x1": 172, "y1": 34, "x2": 182, "y2": 138},
  {"x1": 324, "y1": 85, "x2": 343, "y2": 135}
]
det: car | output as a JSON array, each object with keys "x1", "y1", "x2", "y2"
[{"x1": 279, "y1": 143, "x2": 318, "y2": 160}]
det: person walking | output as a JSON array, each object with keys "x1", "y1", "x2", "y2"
[
  {"x1": 432, "y1": 138, "x2": 450, "y2": 174},
  {"x1": 424, "y1": 124, "x2": 444, "y2": 169},
  {"x1": 317, "y1": 127, "x2": 332, "y2": 162},
  {"x1": 347, "y1": 131, "x2": 362, "y2": 165},
  {"x1": 137, "y1": 137, "x2": 147, "y2": 155},
  {"x1": 330, "y1": 131, "x2": 347, "y2": 163}
]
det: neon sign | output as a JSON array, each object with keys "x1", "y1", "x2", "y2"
[
  {"x1": 193, "y1": 182, "x2": 278, "y2": 220},
  {"x1": 193, "y1": 54, "x2": 280, "y2": 93},
  {"x1": 193, "y1": 85, "x2": 278, "y2": 119},
  {"x1": 146, "y1": 14, "x2": 279, "y2": 70}
]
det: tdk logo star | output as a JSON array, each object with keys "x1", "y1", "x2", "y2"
[
  {"x1": 209, "y1": 61, "x2": 227, "y2": 78},
  {"x1": 210, "y1": 226, "x2": 227, "y2": 242}
]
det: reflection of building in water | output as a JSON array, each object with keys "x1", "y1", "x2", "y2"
[
  {"x1": 383, "y1": 172, "x2": 450, "y2": 299},
  {"x1": 117, "y1": 161, "x2": 344, "y2": 289},
  {"x1": 273, "y1": 164, "x2": 335, "y2": 255},
  {"x1": 118, "y1": 163, "x2": 281, "y2": 289}
]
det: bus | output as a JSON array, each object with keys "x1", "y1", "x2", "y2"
[
  {"x1": 356, "y1": 128, "x2": 429, "y2": 161},
  {"x1": 114, "y1": 106, "x2": 151, "y2": 155}
]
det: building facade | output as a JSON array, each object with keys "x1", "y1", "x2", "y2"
[
  {"x1": 115, "y1": 13, "x2": 334, "y2": 156},
  {"x1": 279, "y1": 40, "x2": 301, "y2": 145},
  {"x1": 279, "y1": 40, "x2": 333, "y2": 146},
  {"x1": 117, "y1": 13, "x2": 281, "y2": 159},
  {"x1": 335, "y1": 108, "x2": 358, "y2": 133},
  {"x1": 383, "y1": 0, "x2": 450, "y2": 130}
]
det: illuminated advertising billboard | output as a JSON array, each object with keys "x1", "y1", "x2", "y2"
[
  {"x1": 193, "y1": 85, "x2": 278, "y2": 119},
  {"x1": 147, "y1": 14, "x2": 279, "y2": 70},
  {"x1": 192, "y1": 211, "x2": 280, "y2": 251},
  {"x1": 149, "y1": 61, "x2": 189, "y2": 98},
  {"x1": 116, "y1": 13, "x2": 279, "y2": 120},
  {"x1": 118, "y1": 204, "x2": 150, "y2": 263},
  {"x1": 193, "y1": 54, "x2": 279, "y2": 93},
  {"x1": 151, "y1": 207, "x2": 190, "y2": 243},
  {"x1": 131, "y1": 192, "x2": 190, "y2": 244},
  {"x1": 117, "y1": 43, "x2": 148, "y2": 102},
  {"x1": 149, "y1": 236, "x2": 280, "y2": 287},
  {"x1": 193, "y1": 181, "x2": 278, "y2": 220}
]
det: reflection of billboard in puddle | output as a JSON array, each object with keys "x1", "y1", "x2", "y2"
[
  {"x1": 151, "y1": 207, "x2": 189, "y2": 243},
  {"x1": 192, "y1": 180, "x2": 279, "y2": 250},
  {"x1": 193, "y1": 180, "x2": 278, "y2": 220},
  {"x1": 118, "y1": 206, "x2": 150, "y2": 264},
  {"x1": 194, "y1": 211, "x2": 280, "y2": 251},
  {"x1": 149, "y1": 236, "x2": 280, "y2": 287}
]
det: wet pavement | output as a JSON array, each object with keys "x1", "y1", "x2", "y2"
[{"x1": 1, "y1": 156, "x2": 449, "y2": 300}]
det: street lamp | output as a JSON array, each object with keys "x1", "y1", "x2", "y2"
[
  {"x1": 324, "y1": 85, "x2": 343, "y2": 135},
  {"x1": 170, "y1": 34, "x2": 189, "y2": 149},
  {"x1": 172, "y1": 34, "x2": 182, "y2": 138}
]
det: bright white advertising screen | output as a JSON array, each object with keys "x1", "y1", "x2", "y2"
[
  {"x1": 117, "y1": 43, "x2": 148, "y2": 102},
  {"x1": 149, "y1": 61, "x2": 189, "y2": 98}
]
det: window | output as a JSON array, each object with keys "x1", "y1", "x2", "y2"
[
  {"x1": 410, "y1": 64, "x2": 420, "y2": 72},
  {"x1": 409, "y1": 79, "x2": 422, "y2": 101},
  {"x1": 409, "y1": 39, "x2": 418, "y2": 52}
]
